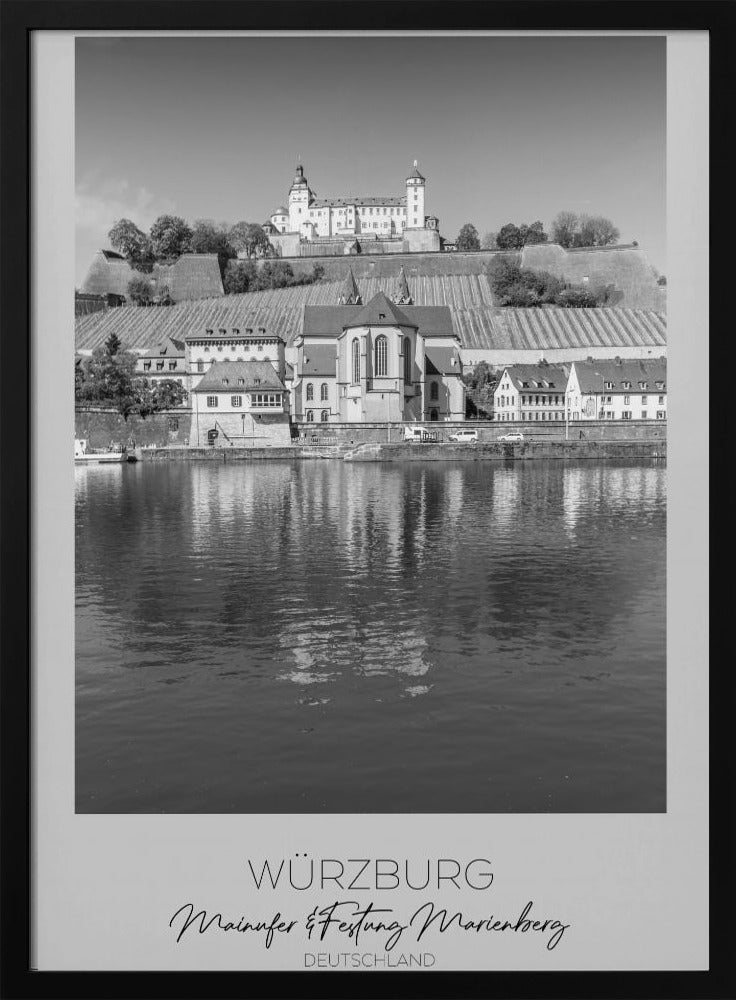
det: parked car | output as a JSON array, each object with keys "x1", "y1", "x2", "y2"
[
  {"x1": 448, "y1": 429, "x2": 479, "y2": 443},
  {"x1": 498, "y1": 431, "x2": 525, "y2": 442}
]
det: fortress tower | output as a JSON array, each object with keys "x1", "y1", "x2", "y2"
[{"x1": 406, "y1": 161, "x2": 425, "y2": 230}]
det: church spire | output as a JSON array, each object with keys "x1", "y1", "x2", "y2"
[
  {"x1": 337, "y1": 267, "x2": 362, "y2": 305},
  {"x1": 392, "y1": 265, "x2": 413, "y2": 305}
]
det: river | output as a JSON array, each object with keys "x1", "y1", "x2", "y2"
[{"x1": 76, "y1": 459, "x2": 666, "y2": 813}]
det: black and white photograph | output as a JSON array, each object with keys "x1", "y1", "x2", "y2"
[{"x1": 73, "y1": 33, "x2": 668, "y2": 815}]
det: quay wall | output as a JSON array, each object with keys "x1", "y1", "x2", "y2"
[
  {"x1": 293, "y1": 419, "x2": 666, "y2": 445},
  {"x1": 77, "y1": 409, "x2": 666, "y2": 451},
  {"x1": 75, "y1": 408, "x2": 191, "y2": 448},
  {"x1": 137, "y1": 439, "x2": 665, "y2": 463}
]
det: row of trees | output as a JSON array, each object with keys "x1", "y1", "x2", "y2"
[
  {"x1": 109, "y1": 216, "x2": 274, "y2": 278},
  {"x1": 487, "y1": 258, "x2": 610, "y2": 308},
  {"x1": 455, "y1": 211, "x2": 620, "y2": 252},
  {"x1": 75, "y1": 333, "x2": 187, "y2": 419}
]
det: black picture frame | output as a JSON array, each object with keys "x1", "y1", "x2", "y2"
[{"x1": 1, "y1": 2, "x2": 733, "y2": 997}]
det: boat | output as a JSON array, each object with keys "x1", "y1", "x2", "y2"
[{"x1": 74, "y1": 439, "x2": 135, "y2": 464}]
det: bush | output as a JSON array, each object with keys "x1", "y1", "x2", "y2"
[{"x1": 554, "y1": 287, "x2": 600, "y2": 308}]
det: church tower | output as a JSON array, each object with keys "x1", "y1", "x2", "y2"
[
  {"x1": 405, "y1": 161, "x2": 425, "y2": 229},
  {"x1": 392, "y1": 265, "x2": 413, "y2": 305},
  {"x1": 288, "y1": 163, "x2": 310, "y2": 233},
  {"x1": 337, "y1": 267, "x2": 362, "y2": 305}
]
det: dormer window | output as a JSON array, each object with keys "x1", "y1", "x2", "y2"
[
  {"x1": 237, "y1": 378, "x2": 244, "y2": 386},
  {"x1": 222, "y1": 378, "x2": 229, "y2": 386},
  {"x1": 205, "y1": 328, "x2": 213, "y2": 336},
  {"x1": 233, "y1": 328, "x2": 240, "y2": 336},
  {"x1": 379, "y1": 313, "x2": 385, "y2": 320},
  {"x1": 639, "y1": 381, "x2": 648, "y2": 390},
  {"x1": 656, "y1": 381, "x2": 665, "y2": 390},
  {"x1": 254, "y1": 378, "x2": 261, "y2": 386},
  {"x1": 604, "y1": 381, "x2": 614, "y2": 389},
  {"x1": 622, "y1": 381, "x2": 631, "y2": 389}
]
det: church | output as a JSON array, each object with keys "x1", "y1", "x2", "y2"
[
  {"x1": 263, "y1": 162, "x2": 441, "y2": 257},
  {"x1": 292, "y1": 267, "x2": 465, "y2": 423}
]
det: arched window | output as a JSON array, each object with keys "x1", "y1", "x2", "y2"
[
  {"x1": 320, "y1": 383, "x2": 329, "y2": 401},
  {"x1": 306, "y1": 410, "x2": 314, "y2": 422},
  {"x1": 403, "y1": 338, "x2": 411, "y2": 384},
  {"x1": 351, "y1": 338, "x2": 360, "y2": 384},
  {"x1": 306, "y1": 383, "x2": 314, "y2": 401},
  {"x1": 430, "y1": 381, "x2": 439, "y2": 401},
  {"x1": 374, "y1": 335, "x2": 387, "y2": 377},
  {"x1": 320, "y1": 410, "x2": 329, "y2": 422}
]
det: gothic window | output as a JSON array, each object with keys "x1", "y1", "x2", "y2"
[
  {"x1": 320, "y1": 410, "x2": 329, "y2": 422},
  {"x1": 374, "y1": 335, "x2": 388, "y2": 377},
  {"x1": 306, "y1": 410, "x2": 314, "y2": 422},
  {"x1": 320, "y1": 383, "x2": 329, "y2": 401},
  {"x1": 430, "y1": 381, "x2": 439, "y2": 401},
  {"x1": 352, "y1": 338, "x2": 360, "y2": 384},
  {"x1": 403, "y1": 338, "x2": 411, "y2": 384},
  {"x1": 306, "y1": 383, "x2": 314, "y2": 401}
]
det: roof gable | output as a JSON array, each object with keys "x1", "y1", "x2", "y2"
[{"x1": 193, "y1": 360, "x2": 285, "y2": 393}]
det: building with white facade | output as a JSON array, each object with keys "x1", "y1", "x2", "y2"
[
  {"x1": 494, "y1": 363, "x2": 571, "y2": 422},
  {"x1": 292, "y1": 268, "x2": 464, "y2": 423},
  {"x1": 189, "y1": 360, "x2": 290, "y2": 447},
  {"x1": 565, "y1": 359, "x2": 667, "y2": 421},
  {"x1": 263, "y1": 162, "x2": 441, "y2": 256}
]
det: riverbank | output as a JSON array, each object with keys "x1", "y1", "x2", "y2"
[{"x1": 135, "y1": 439, "x2": 666, "y2": 463}]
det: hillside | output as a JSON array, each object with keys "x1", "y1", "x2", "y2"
[{"x1": 75, "y1": 274, "x2": 666, "y2": 355}]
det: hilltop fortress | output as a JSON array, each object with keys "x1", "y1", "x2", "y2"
[{"x1": 262, "y1": 162, "x2": 441, "y2": 258}]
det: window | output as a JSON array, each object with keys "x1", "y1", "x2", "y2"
[
  {"x1": 197, "y1": 360, "x2": 204, "y2": 372},
  {"x1": 604, "y1": 381, "x2": 613, "y2": 390},
  {"x1": 204, "y1": 345, "x2": 210, "y2": 352},
  {"x1": 306, "y1": 410, "x2": 314, "y2": 422},
  {"x1": 320, "y1": 383, "x2": 329, "y2": 401},
  {"x1": 206, "y1": 396, "x2": 218, "y2": 408},
  {"x1": 624, "y1": 395, "x2": 630, "y2": 405},
  {"x1": 656, "y1": 381, "x2": 665, "y2": 390},
  {"x1": 374, "y1": 335, "x2": 388, "y2": 376},
  {"x1": 621, "y1": 411, "x2": 632, "y2": 420},
  {"x1": 169, "y1": 361, "x2": 177, "y2": 371},
  {"x1": 231, "y1": 395, "x2": 242, "y2": 408},
  {"x1": 642, "y1": 395, "x2": 648, "y2": 404},
  {"x1": 639, "y1": 382, "x2": 648, "y2": 390},
  {"x1": 306, "y1": 383, "x2": 314, "y2": 401},
  {"x1": 622, "y1": 381, "x2": 631, "y2": 390},
  {"x1": 143, "y1": 361, "x2": 151, "y2": 371},
  {"x1": 156, "y1": 361, "x2": 164, "y2": 371},
  {"x1": 641, "y1": 411, "x2": 648, "y2": 419},
  {"x1": 237, "y1": 378, "x2": 244, "y2": 386},
  {"x1": 658, "y1": 395, "x2": 665, "y2": 405},
  {"x1": 430, "y1": 382, "x2": 439, "y2": 401},
  {"x1": 656, "y1": 410, "x2": 666, "y2": 419},
  {"x1": 251, "y1": 393, "x2": 282, "y2": 408},
  {"x1": 258, "y1": 344, "x2": 263, "y2": 352},
  {"x1": 352, "y1": 338, "x2": 360, "y2": 384},
  {"x1": 403, "y1": 338, "x2": 411, "y2": 384},
  {"x1": 222, "y1": 378, "x2": 229, "y2": 386},
  {"x1": 320, "y1": 410, "x2": 329, "y2": 422}
]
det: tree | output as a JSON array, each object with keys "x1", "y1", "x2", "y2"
[
  {"x1": 223, "y1": 259, "x2": 257, "y2": 294},
  {"x1": 481, "y1": 232, "x2": 498, "y2": 250},
  {"x1": 104, "y1": 332, "x2": 121, "y2": 356},
  {"x1": 127, "y1": 276, "x2": 154, "y2": 305},
  {"x1": 229, "y1": 221, "x2": 273, "y2": 259},
  {"x1": 149, "y1": 215, "x2": 193, "y2": 259},
  {"x1": 255, "y1": 260, "x2": 294, "y2": 290},
  {"x1": 521, "y1": 220, "x2": 548, "y2": 245},
  {"x1": 487, "y1": 258, "x2": 562, "y2": 307},
  {"x1": 312, "y1": 263, "x2": 325, "y2": 281},
  {"x1": 551, "y1": 211, "x2": 579, "y2": 248},
  {"x1": 657, "y1": 274, "x2": 667, "y2": 286},
  {"x1": 577, "y1": 214, "x2": 620, "y2": 247},
  {"x1": 496, "y1": 223, "x2": 524, "y2": 250},
  {"x1": 77, "y1": 343, "x2": 140, "y2": 418},
  {"x1": 108, "y1": 218, "x2": 155, "y2": 272},
  {"x1": 151, "y1": 379, "x2": 188, "y2": 411},
  {"x1": 456, "y1": 223, "x2": 480, "y2": 252},
  {"x1": 189, "y1": 219, "x2": 237, "y2": 277}
]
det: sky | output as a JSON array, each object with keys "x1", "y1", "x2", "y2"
[{"x1": 75, "y1": 34, "x2": 666, "y2": 285}]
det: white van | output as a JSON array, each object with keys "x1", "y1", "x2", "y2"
[{"x1": 403, "y1": 426, "x2": 425, "y2": 442}]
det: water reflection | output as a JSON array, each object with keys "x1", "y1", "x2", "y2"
[{"x1": 76, "y1": 459, "x2": 666, "y2": 813}]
